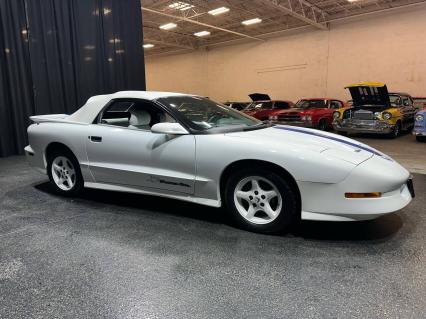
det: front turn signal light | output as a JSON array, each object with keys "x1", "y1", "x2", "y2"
[{"x1": 345, "y1": 192, "x2": 382, "y2": 198}]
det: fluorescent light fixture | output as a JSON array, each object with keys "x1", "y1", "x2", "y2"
[
  {"x1": 143, "y1": 43, "x2": 155, "y2": 49},
  {"x1": 347, "y1": 0, "x2": 360, "y2": 2},
  {"x1": 208, "y1": 7, "x2": 230, "y2": 15},
  {"x1": 242, "y1": 18, "x2": 262, "y2": 26},
  {"x1": 168, "y1": 2, "x2": 194, "y2": 11},
  {"x1": 194, "y1": 30, "x2": 211, "y2": 37},
  {"x1": 159, "y1": 22, "x2": 177, "y2": 30}
]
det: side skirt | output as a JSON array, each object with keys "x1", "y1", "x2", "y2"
[{"x1": 84, "y1": 182, "x2": 221, "y2": 208}]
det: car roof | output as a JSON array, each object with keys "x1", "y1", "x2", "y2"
[
  {"x1": 299, "y1": 98, "x2": 341, "y2": 101},
  {"x1": 252, "y1": 100, "x2": 293, "y2": 103},
  {"x1": 389, "y1": 92, "x2": 412, "y2": 97},
  {"x1": 68, "y1": 91, "x2": 195, "y2": 124}
]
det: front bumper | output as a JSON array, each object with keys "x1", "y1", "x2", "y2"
[
  {"x1": 333, "y1": 119, "x2": 394, "y2": 134},
  {"x1": 298, "y1": 155, "x2": 412, "y2": 221},
  {"x1": 412, "y1": 129, "x2": 426, "y2": 136}
]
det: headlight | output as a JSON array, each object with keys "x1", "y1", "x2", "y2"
[
  {"x1": 333, "y1": 111, "x2": 340, "y2": 119},
  {"x1": 382, "y1": 112, "x2": 392, "y2": 120},
  {"x1": 303, "y1": 115, "x2": 312, "y2": 121},
  {"x1": 374, "y1": 112, "x2": 381, "y2": 118},
  {"x1": 416, "y1": 114, "x2": 424, "y2": 121},
  {"x1": 269, "y1": 115, "x2": 277, "y2": 120}
]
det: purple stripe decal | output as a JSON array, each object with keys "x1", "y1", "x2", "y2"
[{"x1": 273, "y1": 125, "x2": 392, "y2": 160}]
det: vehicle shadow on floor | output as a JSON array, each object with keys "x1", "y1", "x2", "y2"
[
  {"x1": 35, "y1": 182, "x2": 403, "y2": 242},
  {"x1": 293, "y1": 214, "x2": 402, "y2": 242}
]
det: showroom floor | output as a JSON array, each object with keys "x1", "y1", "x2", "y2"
[{"x1": 0, "y1": 140, "x2": 425, "y2": 318}]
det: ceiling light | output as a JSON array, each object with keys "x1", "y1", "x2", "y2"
[
  {"x1": 143, "y1": 43, "x2": 155, "y2": 49},
  {"x1": 347, "y1": 0, "x2": 361, "y2": 2},
  {"x1": 168, "y1": 2, "x2": 194, "y2": 11},
  {"x1": 242, "y1": 18, "x2": 262, "y2": 26},
  {"x1": 194, "y1": 30, "x2": 210, "y2": 37},
  {"x1": 208, "y1": 7, "x2": 230, "y2": 15},
  {"x1": 159, "y1": 22, "x2": 177, "y2": 30}
]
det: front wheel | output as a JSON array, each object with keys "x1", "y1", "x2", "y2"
[
  {"x1": 317, "y1": 119, "x2": 328, "y2": 131},
  {"x1": 47, "y1": 149, "x2": 83, "y2": 196},
  {"x1": 224, "y1": 168, "x2": 298, "y2": 234},
  {"x1": 389, "y1": 121, "x2": 401, "y2": 139},
  {"x1": 416, "y1": 136, "x2": 426, "y2": 142}
]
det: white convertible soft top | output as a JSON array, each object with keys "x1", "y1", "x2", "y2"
[{"x1": 65, "y1": 91, "x2": 191, "y2": 124}]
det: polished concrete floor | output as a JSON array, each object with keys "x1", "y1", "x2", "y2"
[{"x1": 0, "y1": 154, "x2": 425, "y2": 319}]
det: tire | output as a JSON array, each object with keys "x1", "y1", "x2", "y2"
[
  {"x1": 318, "y1": 119, "x2": 328, "y2": 131},
  {"x1": 47, "y1": 148, "x2": 83, "y2": 196},
  {"x1": 224, "y1": 168, "x2": 298, "y2": 234},
  {"x1": 337, "y1": 131, "x2": 348, "y2": 136},
  {"x1": 416, "y1": 136, "x2": 426, "y2": 142},
  {"x1": 389, "y1": 121, "x2": 401, "y2": 139}
]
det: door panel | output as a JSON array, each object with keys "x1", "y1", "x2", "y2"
[{"x1": 86, "y1": 124, "x2": 196, "y2": 194}]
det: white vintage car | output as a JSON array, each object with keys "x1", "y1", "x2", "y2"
[{"x1": 25, "y1": 91, "x2": 414, "y2": 233}]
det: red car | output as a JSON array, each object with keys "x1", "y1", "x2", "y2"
[
  {"x1": 269, "y1": 98, "x2": 346, "y2": 130},
  {"x1": 242, "y1": 93, "x2": 294, "y2": 121}
]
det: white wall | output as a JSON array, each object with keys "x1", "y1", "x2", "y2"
[{"x1": 145, "y1": 6, "x2": 426, "y2": 103}]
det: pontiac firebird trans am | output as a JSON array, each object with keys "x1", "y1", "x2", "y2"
[{"x1": 25, "y1": 91, "x2": 414, "y2": 234}]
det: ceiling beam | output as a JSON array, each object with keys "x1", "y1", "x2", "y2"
[
  {"x1": 144, "y1": 37, "x2": 195, "y2": 50},
  {"x1": 141, "y1": 7, "x2": 265, "y2": 41},
  {"x1": 263, "y1": 0, "x2": 329, "y2": 30}
]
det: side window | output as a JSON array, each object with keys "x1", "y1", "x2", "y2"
[
  {"x1": 99, "y1": 99, "x2": 176, "y2": 130},
  {"x1": 330, "y1": 101, "x2": 342, "y2": 109},
  {"x1": 402, "y1": 97, "x2": 410, "y2": 107}
]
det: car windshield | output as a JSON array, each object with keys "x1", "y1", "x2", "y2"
[
  {"x1": 245, "y1": 101, "x2": 273, "y2": 110},
  {"x1": 296, "y1": 99, "x2": 327, "y2": 109},
  {"x1": 157, "y1": 96, "x2": 262, "y2": 131},
  {"x1": 389, "y1": 95, "x2": 402, "y2": 106}
]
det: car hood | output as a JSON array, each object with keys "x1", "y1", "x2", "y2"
[
  {"x1": 345, "y1": 84, "x2": 390, "y2": 108},
  {"x1": 226, "y1": 125, "x2": 392, "y2": 165},
  {"x1": 249, "y1": 93, "x2": 271, "y2": 101},
  {"x1": 276, "y1": 108, "x2": 307, "y2": 115}
]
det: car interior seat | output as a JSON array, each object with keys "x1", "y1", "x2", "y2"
[{"x1": 128, "y1": 109, "x2": 152, "y2": 130}]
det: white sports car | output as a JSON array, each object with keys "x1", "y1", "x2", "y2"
[{"x1": 25, "y1": 91, "x2": 414, "y2": 233}]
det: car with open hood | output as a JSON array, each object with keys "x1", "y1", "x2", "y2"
[
  {"x1": 268, "y1": 98, "x2": 346, "y2": 131},
  {"x1": 25, "y1": 91, "x2": 414, "y2": 234},
  {"x1": 242, "y1": 93, "x2": 294, "y2": 121},
  {"x1": 333, "y1": 82, "x2": 416, "y2": 138}
]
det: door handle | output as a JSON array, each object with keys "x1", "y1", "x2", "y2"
[{"x1": 89, "y1": 136, "x2": 102, "y2": 142}]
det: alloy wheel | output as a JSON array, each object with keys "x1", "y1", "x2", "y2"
[
  {"x1": 51, "y1": 156, "x2": 76, "y2": 191},
  {"x1": 233, "y1": 176, "x2": 282, "y2": 225}
]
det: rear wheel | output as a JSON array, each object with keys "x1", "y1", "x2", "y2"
[
  {"x1": 416, "y1": 136, "x2": 426, "y2": 142},
  {"x1": 47, "y1": 149, "x2": 83, "y2": 196},
  {"x1": 224, "y1": 168, "x2": 298, "y2": 234}
]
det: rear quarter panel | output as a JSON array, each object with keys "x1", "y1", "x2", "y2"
[{"x1": 27, "y1": 122, "x2": 93, "y2": 181}]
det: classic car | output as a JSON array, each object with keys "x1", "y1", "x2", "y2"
[
  {"x1": 268, "y1": 98, "x2": 345, "y2": 131},
  {"x1": 333, "y1": 82, "x2": 416, "y2": 138},
  {"x1": 413, "y1": 109, "x2": 426, "y2": 142},
  {"x1": 413, "y1": 97, "x2": 426, "y2": 111},
  {"x1": 25, "y1": 91, "x2": 414, "y2": 234},
  {"x1": 242, "y1": 93, "x2": 294, "y2": 121},
  {"x1": 223, "y1": 101, "x2": 250, "y2": 111}
]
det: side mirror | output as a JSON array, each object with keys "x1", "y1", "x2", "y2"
[{"x1": 151, "y1": 122, "x2": 189, "y2": 135}]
